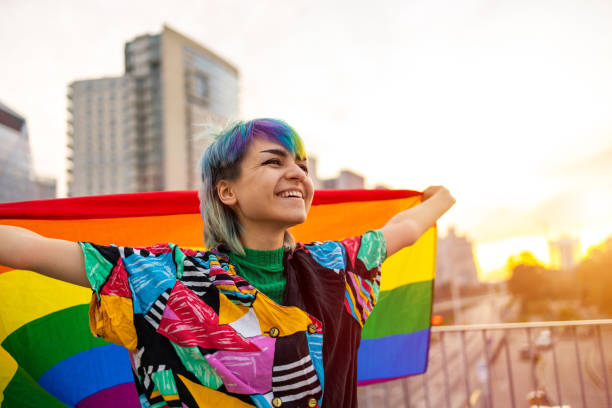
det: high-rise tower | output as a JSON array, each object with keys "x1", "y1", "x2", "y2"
[{"x1": 67, "y1": 25, "x2": 239, "y2": 196}]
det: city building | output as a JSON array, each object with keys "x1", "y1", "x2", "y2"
[
  {"x1": 308, "y1": 157, "x2": 365, "y2": 190},
  {"x1": 436, "y1": 226, "x2": 480, "y2": 286},
  {"x1": 68, "y1": 77, "x2": 136, "y2": 195},
  {"x1": 67, "y1": 25, "x2": 239, "y2": 196},
  {"x1": 321, "y1": 170, "x2": 365, "y2": 189},
  {"x1": 548, "y1": 235, "x2": 581, "y2": 271},
  {"x1": 0, "y1": 101, "x2": 56, "y2": 203},
  {"x1": 33, "y1": 175, "x2": 57, "y2": 200}
]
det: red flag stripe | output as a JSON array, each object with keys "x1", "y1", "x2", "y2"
[{"x1": 0, "y1": 189, "x2": 421, "y2": 220}]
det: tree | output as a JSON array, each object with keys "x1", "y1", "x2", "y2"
[
  {"x1": 575, "y1": 237, "x2": 612, "y2": 316},
  {"x1": 506, "y1": 251, "x2": 550, "y2": 319},
  {"x1": 507, "y1": 262, "x2": 547, "y2": 301},
  {"x1": 505, "y1": 251, "x2": 545, "y2": 272}
]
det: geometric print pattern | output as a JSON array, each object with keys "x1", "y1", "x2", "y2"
[
  {"x1": 305, "y1": 230, "x2": 385, "y2": 327},
  {"x1": 143, "y1": 288, "x2": 171, "y2": 330},
  {"x1": 79, "y1": 229, "x2": 386, "y2": 407}
]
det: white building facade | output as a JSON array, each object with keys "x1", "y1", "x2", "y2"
[{"x1": 67, "y1": 25, "x2": 239, "y2": 196}]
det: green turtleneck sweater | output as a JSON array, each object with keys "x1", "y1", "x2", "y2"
[{"x1": 229, "y1": 247, "x2": 287, "y2": 305}]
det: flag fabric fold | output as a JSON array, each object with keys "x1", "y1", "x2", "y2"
[{"x1": 0, "y1": 189, "x2": 435, "y2": 407}]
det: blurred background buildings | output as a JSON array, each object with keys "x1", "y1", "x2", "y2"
[
  {"x1": 66, "y1": 25, "x2": 239, "y2": 197},
  {"x1": 0, "y1": 101, "x2": 56, "y2": 203},
  {"x1": 308, "y1": 157, "x2": 365, "y2": 190},
  {"x1": 436, "y1": 226, "x2": 480, "y2": 286},
  {"x1": 548, "y1": 235, "x2": 581, "y2": 271}
]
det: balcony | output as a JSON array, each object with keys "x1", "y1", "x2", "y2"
[{"x1": 358, "y1": 319, "x2": 612, "y2": 408}]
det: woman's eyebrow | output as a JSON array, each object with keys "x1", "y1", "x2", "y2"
[{"x1": 259, "y1": 149, "x2": 288, "y2": 157}]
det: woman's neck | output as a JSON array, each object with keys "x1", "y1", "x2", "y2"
[{"x1": 239, "y1": 222, "x2": 285, "y2": 251}]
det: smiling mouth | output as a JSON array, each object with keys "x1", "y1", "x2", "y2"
[{"x1": 276, "y1": 190, "x2": 304, "y2": 199}]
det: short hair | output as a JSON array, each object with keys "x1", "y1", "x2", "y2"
[{"x1": 198, "y1": 118, "x2": 306, "y2": 255}]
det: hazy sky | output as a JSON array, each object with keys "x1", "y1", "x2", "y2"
[{"x1": 2, "y1": 0, "x2": 612, "y2": 276}]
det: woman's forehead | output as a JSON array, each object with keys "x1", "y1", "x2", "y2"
[{"x1": 248, "y1": 137, "x2": 307, "y2": 160}]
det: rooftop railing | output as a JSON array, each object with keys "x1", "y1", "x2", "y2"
[{"x1": 358, "y1": 319, "x2": 612, "y2": 408}]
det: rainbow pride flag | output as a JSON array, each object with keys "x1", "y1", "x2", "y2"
[{"x1": 0, "y1": 189, "x2": 435, "y2": 407}]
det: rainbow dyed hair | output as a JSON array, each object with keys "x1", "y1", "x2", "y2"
[{"x1": 198, "y1": 118, "x2": 306, "y2": 254}]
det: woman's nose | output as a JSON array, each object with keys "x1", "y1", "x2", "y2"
[{"x1": 286, "y1": 162, "x2": 307, "y2": 180}]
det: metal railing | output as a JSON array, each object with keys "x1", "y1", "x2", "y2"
[{"x1": 358, "y1": 319, "x2": 612, "y2": 408}]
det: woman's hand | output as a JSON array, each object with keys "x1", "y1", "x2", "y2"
[
  {"x1": 422, "y1": 185, "x2": 455, "y2": 204},
  {"x1": 380, "y1": 185, "x2": 456, "y2": 257}
]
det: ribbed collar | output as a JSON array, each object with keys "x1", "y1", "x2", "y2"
[{"x1": 230, "y1": 247, "x2": 286, "y2": 272}]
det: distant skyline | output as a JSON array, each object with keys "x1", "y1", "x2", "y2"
[{"x1": 2, "y1": 0, "x2": 612, "y2": 276}]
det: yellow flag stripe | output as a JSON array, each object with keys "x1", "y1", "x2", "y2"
[
  {"x1": 0, "y1": 270, "x2": 90, "y2": 344},
  {"x1": 379, "y1": 226, "x2": 436, "y2": 292},
  {"x1": 0, "y1": 347, "x2": 18, "y2": 403}
]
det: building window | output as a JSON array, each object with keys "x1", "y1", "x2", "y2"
[{"x1": 193, "y1": 73, "x2": 209, "y2": 99}]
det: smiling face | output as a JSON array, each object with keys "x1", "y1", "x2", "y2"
[{"x1": 217, "y1": 137, "x2": 314, "y2": 233}]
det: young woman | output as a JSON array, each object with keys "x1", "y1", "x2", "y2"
[{"x1": 0, "y1": 118, "x2": 455, "y2": 408}]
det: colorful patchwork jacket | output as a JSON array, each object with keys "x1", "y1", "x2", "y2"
[{"x1": 79, "y1": 229, "x2": 386, "y2": 408}]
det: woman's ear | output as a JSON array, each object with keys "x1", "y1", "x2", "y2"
[{"x1": 217, "y1": 180, "x2": 237, "y2": 206}]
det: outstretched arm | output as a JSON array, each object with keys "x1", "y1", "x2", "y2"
[
  {"x1": 0, "y1": 225, "x2": 88, "y2": 287},
  {"x1": 380, "y1": 186, "x2": 456, "y2": 257}
]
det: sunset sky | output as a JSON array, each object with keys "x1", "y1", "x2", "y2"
[{"x1": 2, "y1": 0, "x2": 611, "y2": 278}]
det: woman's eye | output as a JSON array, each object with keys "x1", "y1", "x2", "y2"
[
  {"x1": 263, "y1": 159, "x2": 281, "y2": 166},
  {"x1": 300, "y1": 165, "x2": 309, "y2": 174}
]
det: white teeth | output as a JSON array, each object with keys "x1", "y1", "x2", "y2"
[{"x1": 278, "y1": 190, "x2": 303, "y2": 198}]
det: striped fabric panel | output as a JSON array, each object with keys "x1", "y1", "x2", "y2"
[
  {"x1": 343, "y1": 271, "x2": 378, "y2": 326},
  {"x1": 272, "y1": 354, "x2": 322, "y2": 402},
  {"x1": 343, "y1": 282, "x2": 362, "y2": 326},
  {"x1": 180, "y1": 258, "x2": 214, "y2": 296},
  {"x1": 144, "y1": 289, "x2": 171, "y2": 330}
]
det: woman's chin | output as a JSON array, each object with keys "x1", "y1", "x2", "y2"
[{"x1": 284, "y1": 213, "x2": 308, "y2": 228}]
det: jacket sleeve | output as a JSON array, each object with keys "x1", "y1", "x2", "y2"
[
  {"x1": 78, "y1": 242, "x2": 180, "y2": 351},
  {"x1": 338, "y1": 229, "x2": 387, "y2": 327}
]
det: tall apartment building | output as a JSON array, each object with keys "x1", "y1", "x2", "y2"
[
  {"x1": 436, "y1": 227, "x2": 480, "y2": 286},
  {"x1": 68, "y1": 77, "x2": 136, "y2": 195},
  {"x1": 0, "y1": 101, "x2": 56, "y2": 203},
  {"x1": 67, "y1": 25, "x2": 239, "y2": 196}
]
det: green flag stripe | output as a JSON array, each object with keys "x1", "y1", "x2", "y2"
[
  {"x1": 362, "y1": 280, "x2": 433, "y2": 339},
  {"x1": 1, "y1": 365, "x2": 68, "y2": 407},
  {"x1": 1, "y1": 304, "x2": 108, "y2": 381}
]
